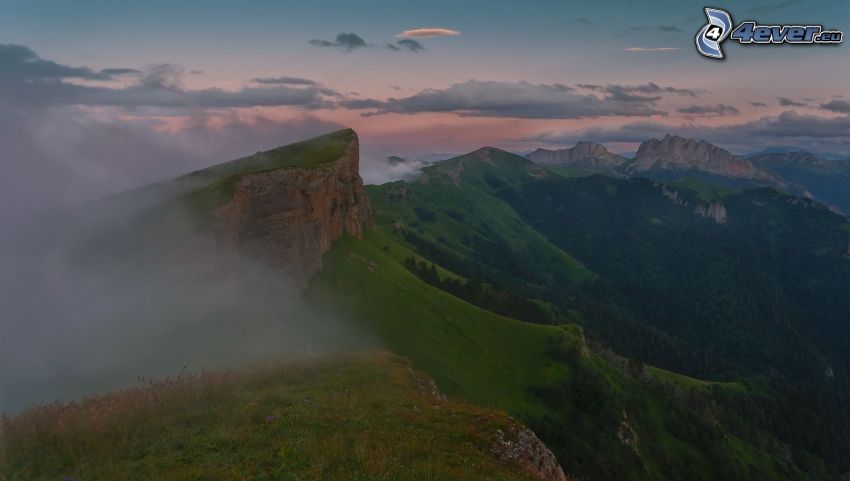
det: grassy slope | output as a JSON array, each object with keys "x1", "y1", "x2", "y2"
[
  {"x1": 306, "y1": 227, "x2": 793, "y2": 481},
  {"x1": 368, "y1": 148, "x2": 593, "y2": 291},
  {"x1": 2, "y1": 353, "x2": 541, "y2": 481}
]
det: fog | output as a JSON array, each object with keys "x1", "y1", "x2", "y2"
[{"x1": 0, "y1": 107, "x2": 386, "y2": 414}]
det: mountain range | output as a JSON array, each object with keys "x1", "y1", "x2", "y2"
[
  {"x1": 6, "y1": 129, "x2": 850, "y2": 481},
  {"x1": 528, "y1": 134, "x2": 850, "y2": 214}
]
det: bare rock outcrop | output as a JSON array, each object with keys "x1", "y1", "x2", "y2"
[
  {"x1": 529, "y1": 142, "x2": 627, "y2": 169},
  {"x1": 694, "y1": 202, "x2": 728, "y2": 224},
  {"x1": 178, "y1": 130, "x2": 372, "y2": 289},
  {"x1": 493, "y1": 423, "x2": 572, "y2": 481},
  {"x1": 630, "y1": 134, "x2": 776, "y2": 183}
]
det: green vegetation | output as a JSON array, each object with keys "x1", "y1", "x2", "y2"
[
  {"x1": 359, "y1": 147, "x2": 850, "y2": 480},
  {"x1": 305, "y1": 226, "x2": 802, "y2": 481},
  {"x1": 2, "y1": 353, "x2": 541, "y2": 481},
  {"x1": 21, "y1": 136, "x2": 850, "y2": 480}
]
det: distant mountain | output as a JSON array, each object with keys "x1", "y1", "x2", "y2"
[
  {"x1": 627, "y1": 134, "x2": 777, "y2": 183},
  {"x1": 526, "y1": 135, "x2": 780, "y2": 187},
  {"x1": 751, "y1": 151, "x2": 850, "y2": 214},
  {"x1": 528, "y1": 142, "x2": 627, "y2": 172}
]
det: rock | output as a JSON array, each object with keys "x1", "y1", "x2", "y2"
[
  {"x1": 617, "y1": 410, "x2": 639, "y2": 456},
  {"x1": 694, "y1": 202, "x2": 728, "y2": 224},
  {"x1": 528, "y1": 142, "x2": 627, "y2": 169},
  {"x1": 178, "y1": 130, "x2": 372, "y2": 289},
  {"x1": 492, "y1": 424, "x2": 571, "y2": 481},
  {"x1": 630, "y1": 134, "x2": 776, "y2": 183}
]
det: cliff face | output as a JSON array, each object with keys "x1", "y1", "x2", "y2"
[
  {"x1": 629, "y1": 134, "x2": 776, "y2": 182},
  {"x1": 172, "y1": 129, "x2": 372, "y2": 289},
  {"x1": 528, "y1": 142, "x2": 627, "y2": 169}
]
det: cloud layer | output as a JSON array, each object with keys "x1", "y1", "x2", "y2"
[{"x1": 343, "y1": 80, "x2": 702, "y2": 119}]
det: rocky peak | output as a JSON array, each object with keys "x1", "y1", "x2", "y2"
[
  {"x1": 630, "y1": 134, "x2": 776, "y2": 182},
  {"x1": 528, "y1": 142, "x2": 627, "y2": 168},
  {"x1": 173, "y1": 129, "x2": 372, "y2": 289}
]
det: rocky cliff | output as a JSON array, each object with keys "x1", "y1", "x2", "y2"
[
  {"x1": 181, "y1": 129, "x2": 373, "y2": 288},
  {"x1": 528, "y1": 142, "x2": 627, "y2": 169},
  {"x1": 629, "y1": 134, "x2": 776, "y2": 182},
  {"x1": 86, "y1": 129, "x2": 373, "y2": 291}
]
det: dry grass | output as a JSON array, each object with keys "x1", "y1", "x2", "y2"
[{"x1": 2, "y1": 352, "x2": 538, "y2": 481}]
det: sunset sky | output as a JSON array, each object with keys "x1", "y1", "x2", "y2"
[{"x1": 0, "y1": 0, "x2": 848, "y2": 202}]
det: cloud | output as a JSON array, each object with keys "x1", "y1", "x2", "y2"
[
  {"x1": 100, "y1": 68, "x2": 142, "y2": 76},
  {"x1": 309, "y1": 33, "x2": 367, "y2": 52},
  {"x1": 576, "y1": 82, "x2": 701, "y2": 99},
  {"x1": 577, "y1": 17, "x2": 593, "y2": 26},
  {"x1": 252, "y1": 76, "x2": 317, "y2": 86},
  {"x1": 751, "y1": 102, "x2": 768, "y2": 107},
  {"x1": 0, "y1": 43, "x2": 136, "y2": 82},
  {"x1": 0, "y1": 46, "x2": 340, "y2": 111},
  {"x1": 0, "y1": 106, "x2": 356, "y2": 411},
  {"x1": 778, "y1": 96, "x2": 807, "y2": 107},
  {"x1": 527, "y1": 111, "x2": 850, "y2": 156},
  {"x1": 677, "y1": 104, "x2": 740, "y2": 116},
  {"x1": 398, "y1": 28, "x2": 460, "y2": 38},
  {"x1": 624, "y1": 47, "x2": 680, "y2": 52},
  {"x1": 821, "y1": 99, "x2": 850, "y2": 113},
  {"x1": 139, "y1": 63, "x2": 185, "y2": 89},
  {"x1": 388, "y1": 38, "x2": 424, "y2": 52},
  {"x1": 347, "y1": 80, "x2": 669, "y2": 119}
]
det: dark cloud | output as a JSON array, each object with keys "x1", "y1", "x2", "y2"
[
  {"x1": 139, "y1": 63, "x2": 184, "y2": 89},
  {"x1": 348, "y1": 80, "x2": 668, "y2": 119},
  {"x1": 577, "y1": 82, "x2": 701, "y2": 98},
  {"x1": 677, "y1": 104, "x2": 740, "y2": 116},
  {"x1": 0, "y1": 47, "x2": 340, "y2": 111},
  {"x1": 751, "y1": 102, "x2": 768, "y2": 107},
  {"x1": 309, "y1": 33, "x2": 367, "y2": 52},
  {"x1": 100, "y1": 68, "x2": 142, "y2": 76},
  {"x1": 577, "y1": 17, "x2": 593, "y2": 26},
  {"x1": 0, "y1": 43, "x2": 134, "y2": 82},
  {"x1": 252, "y1": 76, "x2": 318, "y2": 86},
  {"x1": 821, "y1": 99, "x2": 850, "y2": 113},
  {"x1": 389, "y1": 38, "x2": 424, "y2": 52},
  {"x1": 527, "y1": 111, "x2": 850, "y2": 156},
  {"x1": 778, "y1": 97, "x2": 807, "y2": 107}
]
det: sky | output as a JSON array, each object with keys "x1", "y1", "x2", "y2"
[{"x1": 0, "y1": 0, "x2": 848, "y2": 201}]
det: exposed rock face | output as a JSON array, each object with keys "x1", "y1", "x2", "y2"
[
  {"x1": 492, "y1": 423, "x2": 572, "y2": 481},
  {"x1": 181, "y1": 132, "x2": 372, "y2": 288},
  {"x1": 629, "y1": 134, "x2": 776, "y2": 182},
  {"x1": 528, "y1": 142, "x2": 627, "y2": 169},
  {"x1": 694, "y1": 203, "x2": 728, "y2": 224}
]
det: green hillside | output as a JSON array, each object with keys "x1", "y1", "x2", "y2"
[
  {"x1": 306, "y1": 227, "x2": 801, "y2": 481},
  {"x1": 12, "y1": 135, "x2": 850, "y2": 481},
  {"x1": 2, "y1": 353, "x2": 545, "y2": 481},
  {"x1": 365, "y1": 147, "x2": 850, "y2": 479},
  {"x1": 368, "y1": 148, "x2": 593, "y2": 296}
]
